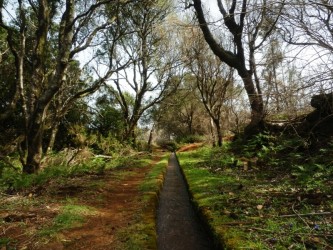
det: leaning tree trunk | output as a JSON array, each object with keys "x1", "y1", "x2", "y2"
[{"x1": 192, "y1": 0, "x2": 266, "y2": 138}]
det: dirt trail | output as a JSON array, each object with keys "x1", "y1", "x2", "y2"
[
  {"x1": 0, "y1": 155, "x2": 162, "y2": 250},
  {"x1": 157, "y1": 153, "x2": 215, "y2": 250},
  {"x1": 57, "y1": 172, "x2": 147, "y2": 250}
]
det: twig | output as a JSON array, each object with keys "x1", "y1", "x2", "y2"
[
  {"x1": 295, "y1": 233, "x2": 333, "y2": 238},
  {"x1": 94, "y1": 154, "x2": 112, "y2": 159},
  {"x1": 279, "y1": 212, "x2": 332, "y2": 218},
  {"x1": 221, "y1": 221, "x2": 255, "y2": 226},
  {"x1": 292, "y1": 202, "x2": 310, "y2": 228},
  {"x1": 245, "y1": 229, "x2": 333, "y2": 238},
  {"x1": 248, "y1": 227, "x2": 274, "y2": 233}
]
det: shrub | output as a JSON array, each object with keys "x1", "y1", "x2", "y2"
[
  {"x1": 155, "y1": 138, "x2": 179, "y2": 152},
  {"x1": 178, "y1": 135, "x2": 205, "y2": 144}
]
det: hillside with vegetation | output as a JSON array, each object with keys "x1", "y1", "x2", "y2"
[
  {"x1": 0, "y1": 0, "x2": 332, "y2": 249},
  {"x1": 178, "y1": 137, "x2": 333, "y2": 249}
]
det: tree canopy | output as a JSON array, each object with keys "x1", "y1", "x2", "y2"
[{"x1": 0, "y1": 0, "x2": 332, "y2": 173}]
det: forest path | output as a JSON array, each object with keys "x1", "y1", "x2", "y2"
[
  {"x1": 0, "y1": 153, "x2": 163, "y2": 250},
  {"x1": 157, "y1": 152, "x2": 215, "y2": 250}
]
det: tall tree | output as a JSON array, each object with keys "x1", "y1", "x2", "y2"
[
  {"x1": 261, "y1": 36, "x2": 284, "y2": 114},
  {"x1": 155, "y1": 75, "x2": 207, "y2": 141},
  {"x1": 190, "y1": 0, "x2": 285, "y2": 136},
  {"x1": 0, "y1": 0, "x2": 128, "y2": 173},
  {"x1": 182, "y1": 26, "x2": 234, "y2": 146},
  {"x1": 107, "y1": 0, "x2": 181, "y2": 145},
  {"x1": 90, "y1": 93, "x2": 125, "y2": 140},
  {"x1": 280, "y1": 0, "x2": 333, "y2": 89}
]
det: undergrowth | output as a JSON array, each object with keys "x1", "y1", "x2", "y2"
[
  {"x1": 178, "y1": 134, "x2": 333, "y2": 249},
  {"x1": 0, "y1": 151, "x2": 134, "y2": 193}
]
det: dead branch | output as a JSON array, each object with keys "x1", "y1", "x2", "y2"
[{"x1": 279, "y1": 212, "x2": 332, "y2": 218}]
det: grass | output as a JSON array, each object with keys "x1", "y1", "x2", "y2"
[
  {"x1": 177, "y1": 136, "x2": 333, "y2": 249},
  {"x1": 114, "y1": 155, "x2": 168, "y2": 250},
  {"x1": 39, "y1": 200, "x2": 96, "y2": 237}
]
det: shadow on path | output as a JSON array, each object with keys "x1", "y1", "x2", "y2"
[{"x1": 157, "y1": 153, "x2": 216, "y2": 250}]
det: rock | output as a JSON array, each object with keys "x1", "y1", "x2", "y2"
[
  {"x1": 303, "y1": 92, "x2": 333, "y2": 138},
  {"x1": 310, "y1": 92, "x2": 333, "y2": 113}
]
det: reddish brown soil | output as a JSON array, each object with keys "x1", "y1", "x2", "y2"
[
  {"x1": 177, "y1": 143, "x2": 203, "y2": 152},
  {"x1": 0, "y1": 155, "x2": 162, "y2": 250},
  {"x1": 42, "y1": 170, "x2": 149, "y2": 250}
]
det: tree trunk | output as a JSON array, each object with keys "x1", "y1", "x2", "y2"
[
  {"x1": 192, "y1": 0, "x2": 266, "y2": 138},
  {"x1": 46, "y1": 121, "x2": 60, "y2": 154},
  {"x1": 212, "y1": 118, "x2": 222, "y2": 147},
  {"x1": 217, "y1": 126, "x2": 222, "y2": 147},
  {"x1": 23, "y1": 114, "x2": 45, "y2": 174},
  {"x1": 131, "y1": 129, "x2": 136, "y2": 147},
  {"x1": 147, "y1": 123, "x2": 155, "y2": 151},
  {"x1": 123, "y1": 121, "x2": 137, "y2": 147},
  {"x1": 239, "y1": 71, "x2": 265, "y2": 137},
  {"x1": 210, "y1": 118, "x2": 216, "y2": 147}
]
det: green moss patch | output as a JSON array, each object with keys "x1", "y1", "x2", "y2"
[{"x1": 39, "y1": 202, "x2": 96, "y2": 237}]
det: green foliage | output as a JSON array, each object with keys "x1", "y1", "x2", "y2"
[
  {"x1": 241, "y1": 132, "x2": 278, "y2": 157},
  {"x1": 91, "y1": 94, "x2": 125, "y2": 140},
  {"x1": 155, "y1": 75, "x2": 208, "y2": 141},
  {"x1": 50, "y1": 102, "x2": 91, "y2": 151},
  {"x1": 139, "y1": 158, "x2": 167, "y2": 196},
  {"x1": 135, "y1": 139, "x2": 150, "y2": 152},
  {"x1": 178, "y1": 147, "x2": 250, "y2": 248},
  {"x1": 291, "y1": 162, "x2": 333, "y2": 192},
  {"x1": 67, "y1": 122, "x2": 133, "y2": 157},
  {"x1": 0, "y1": 150, "x2": 127, "y2": 192},
  {"x1": 67, "y1": 158, "x2": 106, "y2": 176},
  {"x1": 0, "y1": 237, "x2": 13, "y2": 248},
  {"x1": 0, "y1": 28, "x2": 16, "y2": 117},
  {"x1": 178, "y1": 136, "x2": 333, "y2": 249},
  {"x1": 0, "y1": 160, "x2": 9, "y2": 177},
  {"x1": 156, "y1": 138, "x2": 179, "y2": 152},
  {"x1": 178, "y1": 135, "x2": 205, "y2": 144},
  {"x1": 39, "y1": 202, "x2": 96, "y2": 236},
  {"x1": 0, "y1": 169, "x2": 32, "y2": 191}
]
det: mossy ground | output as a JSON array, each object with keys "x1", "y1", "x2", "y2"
[{"x1": 177, "y1": 137, "x2": 333, "y2": 249}]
